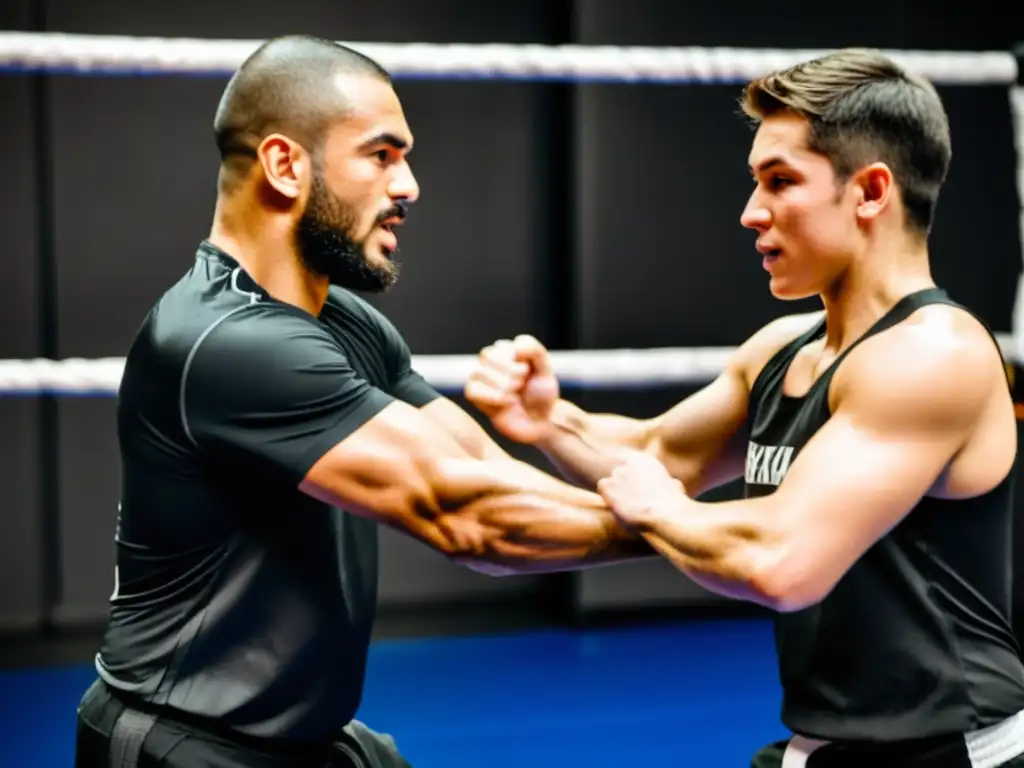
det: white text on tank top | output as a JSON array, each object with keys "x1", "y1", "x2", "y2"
[{"x1": 745, "y1": 441, "x2": 795, "y2": 487}]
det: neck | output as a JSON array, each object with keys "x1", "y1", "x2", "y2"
[
  {"x1": 819, "y1": 231, "x2": 935, "y2": 353},
  {"x1": 208, "y1": 192, "x2": 330, "y2": 316}
]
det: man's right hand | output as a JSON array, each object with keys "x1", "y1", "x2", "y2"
[{"x1": 465, "y1": 335, "x2": 560, "y2": 444}]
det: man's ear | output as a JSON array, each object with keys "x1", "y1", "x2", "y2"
[
  {"x1": 256, "y1": 134, "x2": 310, "y2": 201},
  {"x1": 851, "y1": 162, "x2": 894, "y2": 223}
]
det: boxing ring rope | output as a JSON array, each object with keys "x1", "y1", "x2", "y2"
[
  {"x1": 0, "y1": 32, "x2": 1021, "y2": 393},
  {"x1": 0, "y1": 32, "x2": 1018, "y2": 83}
]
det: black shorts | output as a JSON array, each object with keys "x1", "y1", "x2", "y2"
[
  {"x1": 75, "y1": 679, "x2": 412, "y2": 768},
  {"x1": 751, "y1": 736, "x2": 1024, "y2": 768}
]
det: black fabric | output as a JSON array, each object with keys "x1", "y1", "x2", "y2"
[
  {"x1": 751, "y1": 735, "x2": 1024, "y2": 767},
  {"x1": 76, "y1": 679, "x2": 412, "y2": 767},
  {"x1": 316, "y1": 295, "x2": 439, "y2": 411},
  {"x1": 91, "y1": 241, "x2": 441, "y2": 742},
  {"x1": 746, "y1": 288, "x2": 1024, "y2": 741},
  {"x1": 181, "y1": 304, "x2": 396, "y2": 485}
]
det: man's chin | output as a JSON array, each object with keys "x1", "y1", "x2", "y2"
[
  {"x1": 367, "y1": 244, "x2": 394, "y2": 265},
  {"x1": 326, "y1": 253, "x2": 400, "y2": 293},
  {"x1": 367, "y1": 247, "x2": 402, "y2": 282}
]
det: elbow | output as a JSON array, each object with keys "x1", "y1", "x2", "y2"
[{"x1": 747, "y1": 554, "x2": 834, "y2": 614}]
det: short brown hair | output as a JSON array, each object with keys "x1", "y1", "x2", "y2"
[{"x1": 741, "y1": 48, "x2": 952, "y2": 235}]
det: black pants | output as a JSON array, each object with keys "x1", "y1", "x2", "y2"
[
  {"x1": 75, "y1": 679, "x2": 412, "y2": 768},
  {"x1": 752, "y1": 737, "x2": 1024, "y2": 768}
]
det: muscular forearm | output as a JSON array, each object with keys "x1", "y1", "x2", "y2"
[
  {"x1": 534, "y1": 400, "x2": 652, "y2": 489},
  {"x1": 431, "y1": 457, "x2": 655, "y2": 574},
  {"x1": 632, "y1": 497, "x2": 784, "y2": 608}
]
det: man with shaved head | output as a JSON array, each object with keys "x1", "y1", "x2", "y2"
[
  {"x1": 73, "y1": 34, "x2": 654, "y2": 768},
  {"x1": 211, "y1": 35, "x2": 406, "y2": 293}
]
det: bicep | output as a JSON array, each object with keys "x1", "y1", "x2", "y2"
[
  {"x1": 775, "y1": 408, "x2": 955, "y2": 554},
  {"x1": 650, "y1": 368, "x2": 750, "y2": 494},
  {"x1": 764, "y1": 356, "x2": 986, "y2": 603}
]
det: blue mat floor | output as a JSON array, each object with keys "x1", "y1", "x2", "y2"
[{"x1": 0, "y1": 617, "x2": 789, "y2": 766}]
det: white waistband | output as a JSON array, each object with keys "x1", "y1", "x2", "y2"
[
  {"x1": 780, "y1": 709, "x2": 1024, "y2": 768},
  {"x1": 781, "y1": 735, "x2": 828, "y2": 768},
  {"x1": 966, "y1": 708, "x2": 1024, "y2": 768}
]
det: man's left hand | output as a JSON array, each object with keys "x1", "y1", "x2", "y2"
[{"x1": 597, "y1": 452, "x2": 688, "y2": 528}]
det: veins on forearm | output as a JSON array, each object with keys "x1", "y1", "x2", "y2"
[
  {"x1": 444, "y1": 491, "x2": 653, "y2": 570},
  {"x1": 421, "y1": 457, "x2": 654, "y2": 570}
]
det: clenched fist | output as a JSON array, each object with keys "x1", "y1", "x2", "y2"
[{"x1": 464, "y1": 334, "x2": 560, "y2": 444}]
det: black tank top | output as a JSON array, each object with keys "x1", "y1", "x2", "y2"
[{"x1": 746, "y1": 287, "x2": 1024, "y2": 742}]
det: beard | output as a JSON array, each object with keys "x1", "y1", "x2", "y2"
[{"x1": 294, "y1": 171, "x2": 404, "y2": 293}]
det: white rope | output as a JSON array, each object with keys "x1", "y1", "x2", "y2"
[
  {"x1": 0, "y1": 349, "x2": 732, "y2": 395},
  {"x1": 0, "y1": 32, "x2": 1016, "y2": 85},
  {"x1": 0, "y1": 334, "x2": 1014, "y2": 395},
  {"x1": 1012, "y1": 86, "x2": 1024, "y2": 366},
  {"x1": 0, "y1": 33, "x2": 1019, "y2": 396}
]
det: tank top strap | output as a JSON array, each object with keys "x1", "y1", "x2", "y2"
[
  {"x1": 749, "y1": 313, "x2": 827, "y2": 408},
  {"x1": 749, "y1": 287, "x2": 1006, "y2": 416},
  {"x1": 823, "y1": 287, "x2": 1009, "y2": 389},
  {"x1": 843, "y1": 287, "x2": 950, "y2": 350}
]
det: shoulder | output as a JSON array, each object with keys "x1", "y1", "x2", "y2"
[
  {"x1": 325, "y1": 286, "x2": 372, "y2": 314},
  {"x1": 835, "y1": 304, "x2": 1002, "y2": 426},
  {"x1": 186, "y1": 302, "x2": 345, "y2": 383},
  {"x1": 324, "y1": 287, "x2": 411, "y2": 358},
  {"x1": 181, "y1": 300, "x2": 381, "y2": 430},
  {"x1": 731, "y1": 310, "x2": 825, "y2": 385},
  {"x1": 325, "y1": 287, "x2": 397, "y2": 333},
  {"x1": 205, "y1": 301, "x2": 336, "y2": 351}
]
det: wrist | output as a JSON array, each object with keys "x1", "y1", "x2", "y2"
[
  {"x1": 633, "y1": 493, "x2": 692, "y2": 534},
  {"x1": 528, "y1": 421, "x2": 562, "y2": 450},
  {"x1": 531, "y1": 399, "x2": 578, "y2": 448}
]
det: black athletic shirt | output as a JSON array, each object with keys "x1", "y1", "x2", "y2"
[
  {"x1": 745, "y1": 288, "x2": 1024, "y2": 742},
  {"x1": 96, "y1": 241, "x2": 440, "y2": 740}
]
